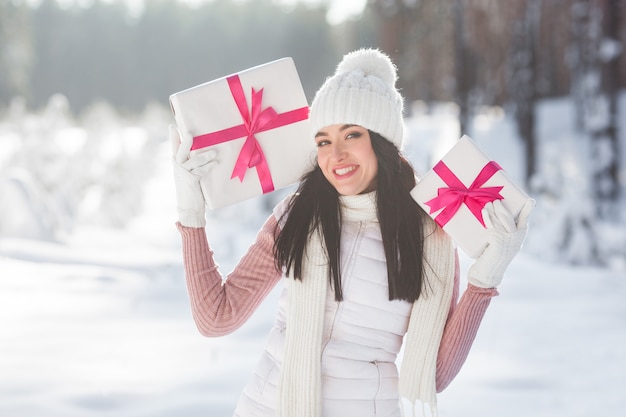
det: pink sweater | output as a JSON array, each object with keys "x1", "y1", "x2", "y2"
[{"x1": 177, "y1": 216, "x2": 497, "y2": 392}]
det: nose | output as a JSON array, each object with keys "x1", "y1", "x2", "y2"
[{"x1": 331, "y1": 140, "x2": 347, "y2": 161}]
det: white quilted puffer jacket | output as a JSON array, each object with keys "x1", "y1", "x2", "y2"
[{"x1": 233, "y1": 195, "x2": 414, "y2": 417}]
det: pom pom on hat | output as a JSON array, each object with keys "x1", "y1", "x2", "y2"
[
  {"x1": 310, "y1": 48, "x2": 405, "y2": 149},
  {"x1": 336, "y1": 48, "x2": 398, "y2": 86}
]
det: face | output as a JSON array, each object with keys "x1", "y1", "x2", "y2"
[{"x1": 315, "y1": 124, "x2": 378, "y2": 196}]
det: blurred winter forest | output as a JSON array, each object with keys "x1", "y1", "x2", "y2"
[{"x1": 0, "y1": 0, "x2": 625, "y2": 268}]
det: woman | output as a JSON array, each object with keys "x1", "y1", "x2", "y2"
[{"x1": 170, "y1": 49, "x2": 534, "y2": 417}]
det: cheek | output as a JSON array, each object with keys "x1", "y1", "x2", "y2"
[
  {"x1": 360, "y1": 146, "x2": 378, "y2": 177},
  {"x1": 316, "y1": 148, "x2": 331, "y2": 167},
  {"x1": 366, "y1": 161, "x2": 378, "y2": 185},
  {"x1": 370, "y1": 159, "x2": 379, "y2": 177}
]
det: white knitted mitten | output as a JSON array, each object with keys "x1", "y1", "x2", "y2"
[
  {"x1": 468, "y1": 198, "x2": 535, "y2": 288},
  {"x1": 169, "y1": 125, "x2": 217, "y2": 228}
]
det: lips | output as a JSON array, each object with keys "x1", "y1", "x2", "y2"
[{"x1": 334, "y1": 165, "x2": 357, "y2": 176}]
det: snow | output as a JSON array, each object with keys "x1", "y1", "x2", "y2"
[{"x1": 1, "y1": 94, "x2": 625, "y2": 417}]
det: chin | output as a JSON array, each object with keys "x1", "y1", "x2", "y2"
[{"x1": 333, "y1": 181, "x2": 375, "y2": 196}]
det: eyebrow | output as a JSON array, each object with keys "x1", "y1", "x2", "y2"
[{"x1": 315, "y1": 124, "x2": 358, "y2": 138}]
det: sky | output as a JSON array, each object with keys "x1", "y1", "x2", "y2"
[{"x1": 30, "y1": 0, "x2": 368, "y2": 24}]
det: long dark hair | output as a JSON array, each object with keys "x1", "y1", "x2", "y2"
[{"x1": 274, "y1": 131, "x2": 427, "y2": 303}]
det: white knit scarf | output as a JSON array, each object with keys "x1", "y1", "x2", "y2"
[{"x1": 276, "y1": 193, "x2": 455, "y2": 417}]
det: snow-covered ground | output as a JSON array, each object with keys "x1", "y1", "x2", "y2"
[{"x1": 1, "y1": 98, "x2": 625, "y2": 417}]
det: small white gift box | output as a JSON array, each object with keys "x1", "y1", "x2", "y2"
[
  {"x1": 411, "y1": 135, "x2": 530, "y2": 258},
  {"x1": 169, "y1": 57, "x2": 315, "y2": 209}
]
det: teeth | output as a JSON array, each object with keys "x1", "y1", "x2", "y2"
[{"x1": 335, "y1": 166, "x2": 356, "y2": 176}]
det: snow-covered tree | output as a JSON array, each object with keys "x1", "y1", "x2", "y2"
[
  {"x1": 0, "y1": 97, "x2": 165, "y2": 240},
  {"x1": 537, "y1": 0, "x2": 625, "y2": 267},
  {"x1": 570, "y1": 0, "x2": 622, "y2": 219}
]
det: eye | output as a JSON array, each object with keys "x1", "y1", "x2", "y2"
[
  {"x1": 316, "y1": 139, "x2": 330, "y2": 147},
  {"x1": 345, "y1": 131, "x2": 363, "y2": 140}
]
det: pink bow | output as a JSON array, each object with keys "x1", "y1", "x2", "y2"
[
  {"x1": 191, "y1": 75, "x2": 309, "y2": 194},
  {"x1": 425, "y1": 160, "x2": 504, "y2": 227}
]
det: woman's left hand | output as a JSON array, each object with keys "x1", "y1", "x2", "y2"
[{"x1": 467, "y1": 198, "x2": 535, "y2": 288}]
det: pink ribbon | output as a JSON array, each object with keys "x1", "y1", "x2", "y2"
[
  {"x1": 191, "y1": 75, "x2": 309, "y2": 194},
  {"x1": 425, "y1": 160, "x2": 504, "y2": 228}
]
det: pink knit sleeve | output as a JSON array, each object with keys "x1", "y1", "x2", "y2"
[
  {"x1": 176, "y1": 214, "x2": 283, "y2": 337},
  {"x1": 435, "y1": 250, "x2": 498, "y2": 392}
]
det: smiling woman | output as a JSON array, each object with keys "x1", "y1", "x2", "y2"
[{"x1": 170, "y1": 48, "x2": 534, "y2": 417}]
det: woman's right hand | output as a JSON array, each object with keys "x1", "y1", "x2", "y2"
[
  {"x1": 170, "y1": 125, "x2": 217, "y2": 228},
  {"x1": 467, "y1": 198, "x2": 534, "y2": 288}
]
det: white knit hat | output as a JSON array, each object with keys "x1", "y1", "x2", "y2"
[{"x1": 309, "y1": 48, "x2": 405, "y2": 149}]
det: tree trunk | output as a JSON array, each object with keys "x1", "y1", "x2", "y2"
[
  {"x1": 571, "y1": 0, "x2": 621, "y2": 220},
  {"x1": 510, "y1": 0, "x2": 541, "y2": 186},
  {"x1": 454, "y1": 0, "x2": 470, "y2": 136},
  {"x1": 593, "y1": 0, "x2": 621, "y2": 219}
]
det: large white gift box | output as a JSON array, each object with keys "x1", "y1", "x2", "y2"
[
  {"x1": 411, "y1": 135, "x2": 530, "y2": 258},
  {"x1": 169, "y1": 57, "x2": 315, "y2": 209}
]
